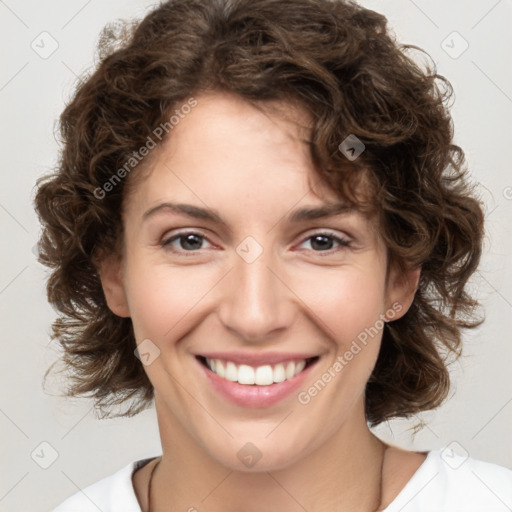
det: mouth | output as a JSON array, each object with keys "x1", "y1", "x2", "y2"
[
  {"x1": 196, "y1": 355, "x2": 320, "y2": 386},
  {"x1": 195, "y1": 353, "x2": 321, "y2": 408}
]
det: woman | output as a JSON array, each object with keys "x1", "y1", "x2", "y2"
[{"x1": 34, "y1": 0, "x2": 512, "y2": 510}]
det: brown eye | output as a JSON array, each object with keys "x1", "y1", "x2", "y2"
[
  {"x1": 298, "y1": 232, "x2": 351, "y2": 252},
  {"x1": 161, "y1": 232, "x2": 211, "y2": 252}
]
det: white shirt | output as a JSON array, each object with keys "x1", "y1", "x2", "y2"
[{"x1": 53, "y1": 449, "x2": 512, "y2": 511}]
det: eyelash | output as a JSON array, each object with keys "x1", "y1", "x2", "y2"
[{"x1": 160, "y1": 230, "x2": 352, "y2": 256}]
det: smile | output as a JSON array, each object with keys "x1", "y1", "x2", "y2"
[
  {"x1": 196, "y1": 353, "x2": 321, "y2": 408},
  {"x1": 199, "y1": 356, "x2": 319, "y2": 386}
]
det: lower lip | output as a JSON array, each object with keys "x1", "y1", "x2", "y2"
[{"x1": 197, "y1": 357, "x2": 319, "y2": 408}]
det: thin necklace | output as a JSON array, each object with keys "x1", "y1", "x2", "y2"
[{"x1": 147, "y1": 444, "x2": 387, "y2": 512}]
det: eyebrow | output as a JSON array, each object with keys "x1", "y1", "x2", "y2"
[{"x1": 142, "y1": 201, "x2": 356, "y2": 225}]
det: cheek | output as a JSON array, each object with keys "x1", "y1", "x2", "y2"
[
  {"x1": 123, "y1": 256, "x2": 219, "y2": 341},
  {"x1": 291, "y1": 265, "x2": 387, "y2": 347},
  {"x1": 292, "y1": 269, "x2": 387, "y2": 415}
]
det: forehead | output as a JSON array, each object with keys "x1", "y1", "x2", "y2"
[
  {"x1": 124, "y1": 92, "x2": 338, "y2": 207},
  {"x1": 122, "y1": 91, "x2": 376, "y2": 229}
]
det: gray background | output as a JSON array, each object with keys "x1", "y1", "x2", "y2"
[{"x1": 1, "y1": 1, "x2": 511, "y2": 510}]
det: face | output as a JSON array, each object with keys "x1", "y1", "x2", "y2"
[{"x1": 100, "y1": 91, "x2": 419, "y2": 472}]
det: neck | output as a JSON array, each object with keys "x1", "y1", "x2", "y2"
[{"x1": 150, "y1": 395, "x2": 386, "y2": 512}]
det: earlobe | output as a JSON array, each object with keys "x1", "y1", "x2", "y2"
[
  {"x1": 385, "y1": 264, "x2": 421, "y2": 321},
  {"x1": 98, "y1": 253, "x2": 131, "y2": 318}
]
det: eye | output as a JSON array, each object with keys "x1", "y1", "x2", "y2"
[
  {"x1": 160, "y1": 230, "x2": 351, "y2": 256},
  {"x1": 297, "y1": 231, "x2": 351, "y2": 253},
  {"x1": 161, "y1": 231, "x2": 213, "y2": 253}
]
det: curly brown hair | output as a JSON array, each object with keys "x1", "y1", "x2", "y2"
[{"x1": 33, "y1": 0, "x2": 484, "y2": 426}]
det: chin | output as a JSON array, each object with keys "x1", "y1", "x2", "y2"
[{"x1": 205, "y1": 433, "x2": 316, "y2": 473}]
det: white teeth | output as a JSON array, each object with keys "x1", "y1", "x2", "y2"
[
  {"x1": 285, "y1": 362, "x2": 295, "y2": 380},
  {"x1": 294, "y1": 360, "x2": 306, "y2": 375},
  {"x1": 238, "y1": 365, "x2": 255, "y2": 385},
  {"x1": 272, "y1": 363, "x2": 286, "y2": 383},
  {"x1": 255, "y1": 365, "x2": 273, "y2": 385},
  {"x1": 225, "y1": 361, "x2": 238, "y2": 382},
  {"x1": 204, "y1": 357, "x2": 312, "y2": 385},
  {"x1": 214, "y1": 359, "x2": 225, "y2": 378}
]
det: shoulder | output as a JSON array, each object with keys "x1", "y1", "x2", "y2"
[
  {"x1": 384, "y1": 448, "x2": 512, "y2": 512},
  {"x1": 52, "y1": 457, "x2": 157, "y2": 512}
]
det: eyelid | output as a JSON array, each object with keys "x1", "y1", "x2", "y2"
[
  {"x1": 295, "y1": 229, "x2": 352, "y2": 251},
  {"x1": 301, "y1": 228, "x2": 351, "y2": 241},
  {"x1": 161, "y1": 228, "x2": 352, "y2": 254},
  {"x1": 161, "y1": 229, "x2": 215, "y2": 250}
]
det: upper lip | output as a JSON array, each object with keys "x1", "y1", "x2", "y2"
[{"x1": 196, "y1": 352, "x2": 320, "y2": 366}]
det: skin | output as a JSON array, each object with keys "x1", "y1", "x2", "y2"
[{"x1": 99, "y1": 91, "x2": 425, "y2": 511}]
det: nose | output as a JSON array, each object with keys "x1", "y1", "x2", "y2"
[{"x1": 217, "y1": 244, "x2": 296, "y2": 342}]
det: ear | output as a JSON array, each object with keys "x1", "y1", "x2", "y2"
[
  {"x1": 98, "y1": 253, "x2": 131, "y2": 318},
  {"x1": 384, "y1": 262, "x2": 421, "y2": 321}
]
